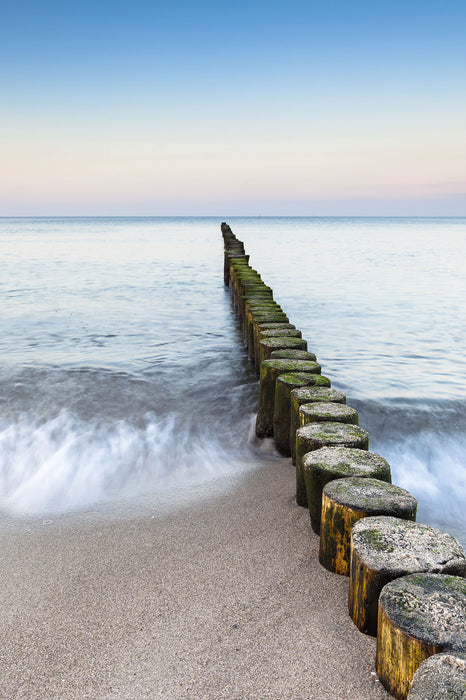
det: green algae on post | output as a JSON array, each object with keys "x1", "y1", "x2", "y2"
[
  {"x1": 238, "y1": 290, "x2": 274, "y2": 319},
  {"x1": 245, "y1": 307, "x2": 286, "y2": 346},
  {"x1": 319, "y1": 477, "x2": 417, "y2": 576},
  {"x1": 259, "y1": 323, "x2": 296, "y2": 331},
  {"x1": 289, "y1": 387, "x2": 345, "y2": 464},
  {"x1": 349, "y1": 516, "x2": 466, "y2": 637},
  {"x1": 376, "y1": 574, "x2": 466, "y2": 699},
  {"x1": 236, "y1": 285, "x2": 272, "y2": 315},
  {"x1": 247, "y1": 313, "x2": 289, "y2": 355},
  {"x1": 258, "y1": 336, "x2": 308, "y2": 368},
  {"x1": 270, "y1": 349, "x2": 317, "y2": 361},
  {"x1": 248, "y1": 308, "x2": 288, "y2": 325},
  {"x1": 295, "y1": 421, "x2": 369, "y2": 508},
  {"x1": 260, "y1": 328, "x2": 302, "y2": 339},
  {"x1": 273, "y1": 373, "x2": 331, "y2": 456},
  {"x1": 299, "y1": 402, "x2": 359, "y2": 427},
  {"x1": 247, "y1": 323, "x2": 295, "y2": 360},
  {"x1": 302, "y1": 446, "x2": 391, "y2": 534},
  {"x1": 251, "y1": 313, "x2": 289, "y2": 323},
  {"x1": 248, "y1": 322, "x2": 294, "y2": 357},
  {"x1": 255, "y1": 359, "x2": 321, "y2": 438},
  {"x1": 224, "y1": 252, "x2": 249, "y2": 285}
]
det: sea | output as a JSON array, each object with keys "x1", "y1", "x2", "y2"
[{"x1": 1, "y1": 216, "x2": 465, "y2": 546}]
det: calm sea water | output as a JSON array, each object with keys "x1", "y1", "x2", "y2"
[{"x1": 1, "y1": 217, "x2": 465, "y2": 545}]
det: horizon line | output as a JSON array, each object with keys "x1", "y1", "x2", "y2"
[{"x1": 1, "y1": 214, "x2": 465, "y2": 220}]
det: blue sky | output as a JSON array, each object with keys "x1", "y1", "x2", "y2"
[{"x1": 1, "y1": 0, "x2": 465, "y2": 215}]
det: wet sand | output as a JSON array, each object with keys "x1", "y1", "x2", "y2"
[{"x1": 0, "y1": 459, "x2": 390, "y2": 699}]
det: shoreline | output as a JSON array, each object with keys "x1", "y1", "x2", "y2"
[{"x1": 1, "y1": 459, "x2": 389, "y2": 699}]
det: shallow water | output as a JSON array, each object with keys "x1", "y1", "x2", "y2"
[{"x1": 1, "y1": 216, "x2": 465, "y2": 546}]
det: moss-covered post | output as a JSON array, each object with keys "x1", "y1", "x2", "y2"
[
  {"x1": 376, "y1": 574, "x2": 466, "y2": 699},
  {"x1": 348, "y1": 516, "x2": 466, "y2": 636},
  {"x1": 261, "y1": 328, "x2": 302, "y2": 339},
  {"x1": 245, "y1": 304, "x2": 284, "y2": 329},
  {"x1": 227, "y1": 258, "x2": 252, "y2": 292},
  {"x1": 290, "y1": 387, "x2": 345, "y2": 464},
  {"x1": 302, "y1": 446, "x2": 391, "y2": 534},
  {"x1": 295, "y1": 422, "x2": 369, "y2": 507},
  {"x1": 246, "y1": 305, "x2": 282, "y2": 321},
  {"x1": 299, "y1": 402, "x2": 359, "y2": 427},
  {"x1": 251, "y1": 321, "x2": 295, "y2": 362},
  {"x1": 273, "y1": 373, "x2": 332, "y2": 456},
  {"x1": 250, "y1": 311, "x2": 289, "y2": 324},
  {"x1": 257, "y1": 337, "x2": 309, "y2": 373},
  {"x1": 255, "y1": 359, "x2": 321, "y2": 438},
  {"x1": 230, "y1": 268, "x2": 260, "y2": 307},
  {"x1": 224, "y1": 252, "x2": 248, "y2": 286},
  {"x1": 245, "y1": 301, "x2": 285, "y2": 324},
  {"x1": 245, "y1": 297, "x2": 281, "y2": 311},
  {"x1": 248, "y1": 323, "x2": 297, "y2": 361},
  {"x1": 239, "y1": 288, "x2": 274, "y2": 321},
  {"x1": 246, "y1": 308, "x2": 289, "y2": 349},
  {"x1": 231, "y1": 274, "x2": 259, "y2": 312},
  {"x1": 319, "y1": 477, "x2": 417, "y2": 576},
  {"x1": 270, "y1": 349, "x2": 317, "y2": 361},
  {"x1": 234, "y1": 280, "x2": 268, "y2": 315}
]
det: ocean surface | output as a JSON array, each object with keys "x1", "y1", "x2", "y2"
[{"x1": 1, "y1": 216, "x2": 465, "y2": 546}]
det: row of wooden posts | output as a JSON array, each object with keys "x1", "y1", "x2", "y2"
[{"x1": 222, "y1": 223, "x2": 466, "y2": 700}]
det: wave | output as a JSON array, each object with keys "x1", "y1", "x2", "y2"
[
  {"x1": 382, "y1": 432, "x2": 466, "y2": 544},
  {"x1": 352, "y1": 398, "x2": 466, "y2": 547},
  {"x1": 0, "y1": 408, "x2": 256, "y2": 516}
]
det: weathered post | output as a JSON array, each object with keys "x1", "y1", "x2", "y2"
[
  {"x1": 290, "y1": 387, "x2": 346, "y2": 464},
  {"x1": 273, "y1": 373, "x2": 331, "y2": 456},
  {"x1": 376, "y1": 574, "x2": 466, "y2": 699},
  {"x1": 255, "y1": 359, "x2": 321, "y2": 438},
  {"x1": 348, "y1": 516, "x2": 466, "y2": 636},
  {"x1": 302, "y1": 446, "x2": 391, "y2": 534},
  {"x1": 295, "y1": 423, "x2": 369, "y2": 507},
  {"x1": 319, "y1": 477, "x2": 417, "y2": 576}
]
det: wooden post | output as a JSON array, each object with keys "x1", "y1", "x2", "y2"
[
  {"x1": 319, "y1": 477, "x2": 417, "y2": 576},
  {"x1": 257, "y1": 337, "x2": 309, "y2": 372},
  {"x1": 295, "y1": 422, "x2": 369, "y2": 507},
  {"x1": 408, "y1": 652, "x2": 466, "y2": 699},
  {"x1": 299, "y1": 402, "x2": 359, "y2": 427},
  {"x1": 248, "y1": 323, "x2": 296, "y2": 361},
  {"x1": 302, "y1": 446, "x2": 391, "y2": 534},
  {"x1": 273, "y1": 373, "x2": 332, "y2": 456},
  {"x1": 376, "y1": 574, "x2": 466, "y2": 699},
  {"x1": 290, "y1": 387, "x2": 345, "y2": 464},
  {"x1": 349, "y1": 516, "x2": 466, "y2": 636},
  {"x1": 224, "y1": 252, "x2": 248, "y2": 286},
  {"x1": 270, "y1": 349, "x2": 317, "y2": 361},
  {"x1": 255, "y1": 359, "x2": 321, "y2": 438}
]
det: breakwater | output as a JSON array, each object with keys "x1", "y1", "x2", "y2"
[{"x1": 222, "y1": 222, "x2": 466, "y2": 699}]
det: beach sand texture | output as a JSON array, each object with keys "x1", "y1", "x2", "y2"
[{"x1": 0, "y1": 460, "x2": 390, "y2": 699}]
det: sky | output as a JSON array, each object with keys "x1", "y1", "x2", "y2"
[{"x1": 1, "y1": 0, "x2": 465, "y2": 216}]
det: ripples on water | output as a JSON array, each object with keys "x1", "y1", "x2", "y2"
[{"x1": 0, "y1": 217, "x2": 465, "y2": 546}]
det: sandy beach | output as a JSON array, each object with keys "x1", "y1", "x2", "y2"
[{"x1": 0, "y1": 458, "x2": 390, "y2": 699}]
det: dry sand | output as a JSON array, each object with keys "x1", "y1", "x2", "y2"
[{"x1": 0, "y1": 459, "x2": 391, "y2": 699}]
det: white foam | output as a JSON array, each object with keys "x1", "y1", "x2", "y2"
[
  {"x1": 381, "y1": 432, "x2": 466, "y2": 547},
  {"x1": 0, "y1": 409, "x2": 251, "y2": 516},
  {"x1": 247, "y1": 413, "x2": 281, "y2": 456}
]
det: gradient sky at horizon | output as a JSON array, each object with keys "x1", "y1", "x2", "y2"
[{"x1": 1, "y1": 0, "x2": 465, "y2": 216}]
